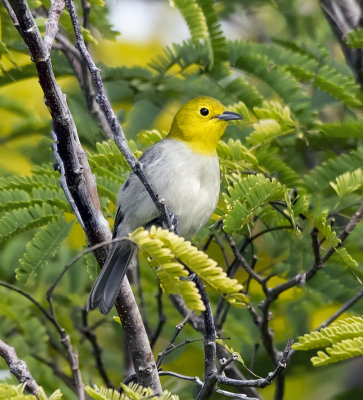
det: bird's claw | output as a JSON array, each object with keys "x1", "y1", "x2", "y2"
[{"x1": 169, "y1": 212, "x2": 179, "y2": 235}]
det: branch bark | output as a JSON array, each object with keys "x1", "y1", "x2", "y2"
[
  {"x1": 320, "y1": 0, "x2": 363, "y2": 87},
  {"x1": 3, "y1": 0, "x2": 161, "y2": 393},
  {"x1": 44, "y1": 0, "x2": 64, "y2": 55},
  {"x1": 194, "y1": 277, "x2": 218, "y2": 400},
  {"x1": 0, "y1": 339, "x2": 39, "y2": 396}
]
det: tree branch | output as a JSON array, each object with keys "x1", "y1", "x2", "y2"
[
  {"x1": 156, "y1": 314, "x2": 191, "y2": 368},
  {"x1": 44, "y1": 0, "x2": 64, "y2": 55},
  {"x1": 194, "y1": 276, "x2": 218, "y2": 400},
  {"x1": 318, "y1": 287, "x2": 363, "y2": 330},
  {"x1": 150, "y1": 286, "x2": 166, "y2": 348},
  {"x1": 63, "y1": 0, "x2": 177, "y2": 235},
  {"x1": 0, "y1": 280, "x2": 85, "y2": 399},
  {"x1": 80, "y1": 308, "x2": 113, "y2": 388},
  {"x1": 0, "y1": 339, "x2": 39, "y2": 396},
  {"x1": 320, "y1": 0, "x2": 363, "y2": 88},
  {"x1": 218, "y1": 339, "x2": 293, "y2": 388},
  {"x1": 3, "y1": 0, "x2": 163, "y2": 392}
]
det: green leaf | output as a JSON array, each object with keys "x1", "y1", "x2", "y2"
[
  {"x1": 84, "y1": 252, "x2": 99, "y2": 281},
  {"x1": 330, "y1": 168, "x2": 363, "y2": 198},
  {"x1": 345, "y1": 28, "x2": 363, "y2": 48},
  {"x1": 304, "y1": 147, "x2": 363, "y2": 192},
  {"x1": 129, "y1": 227, "x2": 247, "y2": 309},
  {"x1": 320, "y1": 120, "x2": 363, "y2": 139},
  {"x1": 172, "y1": 0, "x2": 209, "y2": 42},
  {"x1": 81, "y1": 27, "x2": 99, "y2": 45},
  {"x1": 85, "y1": 383, "x2": 178, "y2": 399},
  {"x1": 16, "y1": 216, "x2": 74, "y2": 282},
  {"x1": 0, "y1": 384, "x2": 35, "y2": 399},
  {"x1": 223, "y1": 174, "x2": 293, "y2": 234},
  {"x1": 0, "y1": 204, "x2": 62, "y2": 244},
  {"x1": 293, "y1": 316, "x2": 363, "y2": 367},
  {"x1": 129, "y1": 228, "x2": 205, "y2": 312}
]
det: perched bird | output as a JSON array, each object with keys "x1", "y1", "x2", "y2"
[{"x1": 87, "y1": 96, "x2": 242, "y2": 314}]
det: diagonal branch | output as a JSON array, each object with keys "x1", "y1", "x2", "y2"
[
  {"x1": 193, "y1": 276, "x2": 218, "y2": 400},
  {"x1": 0, "y1": 280, "x2": 84, "y2": 399},
  {"x1": 80, "y1": 308, "x2": 113, "y2": 388},
  {"x1": 44, "y1": 0, "x2": 65, "y2": 55},
  {"x1": 0, "y1": 338, "x2": 39, "y2": 396},
  {"x1": 317, "y1": 287, "x2": 363, "y2": 330},
  {"x1": 3, "y1": 0, "x2": 161, "y2": 393},
  {"x1": 64, "y1": 0, "x2": 177, "y2": 235},
  {"x1": 320, "y1": 0, "x2": 363, "y2": 88}
]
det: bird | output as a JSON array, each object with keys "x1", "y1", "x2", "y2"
[{"x1": 87, "y1": 96, "x2": 242, "y2": 314}]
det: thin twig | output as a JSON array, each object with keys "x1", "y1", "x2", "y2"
[
  {"x1": 240, "y1": 225, "x2": 293, "y2": 254},
  {"x1": 0, "y1": 339, "x2": 39, "y2": 396},
  {"x1": 80, "y1": 308, "x2": 113, "y2": 388},
  {"x1": 311, "y1": 228, "x2": 321, "y2": 267},
  {"x1": 214, "y1": 235, "x2": 231, "y2": 269},
  {"x1": 218, "y1": 354, "x2": 239, "y2": 374},
  {"x1": 150, "y1": 286, "x2": 166, "y2": 348},
  {"x1": 0, "y1": 281, "x2": 57, "y2": 330},
  {"x1": 268, "y1": 202, "x2": 363, "y2": 300},
  {"x1": 226, "y1": 235, "x2": 264, "y2": 284},
  {"x1": 1, "y1": 0, "x2": 17, "y2": 23},
  {"x1": 159, "y1": 370, "x2": 204, "y2": 385},
  {"x1": 159, "y1": 337, "x2": 205, "y2": 360},
  {"x1": 157, "y1": 340, "x2": 292, "y2": 396},
  {"x1": 46, "y1": 291, "x2": 85, "y2": 399},
  {"x1": 0, "y1": 280, "x2": 85, "y2": 399},
  {"x1": 321, "y1": 202, "x2": 363, "y2": 264},
  {"x1": 32, "y1": 353, "x2": 75, "y2": 390},
  {"x1": 64, "y1": 0, "x2": 177, "y2": 235},
  {"x1": 135, "y1": 260, "x2": 152, "y2": 340},
  {"x1": 168, "y1": 294, "x2": 205, "y2": 331},
  {"x1": 156, "y1": 314, "x2": 191, "y2": 368},
  {"x1": 51, "y1": 130, "x2": 85, "y2": 231},
  {"x1": 216, "y1": 388, "x2": 259, "y2": 399},
  {"x1": 194, "y1": 276, "x2": 218, "y2": 400},
  {"x1": 318, "y1": 287, "x2": 363, "y2": 330},
  {"x1": 289, "y1": 287, "x2": 363, "y2": 361},
  {"x1": 80, "y1": 0, "x2": 90, "y2": 28},
  {"x1": 44, "y1": 0, "x2": 64, "y2": 55},
  {"x1": 218, "y1": 339, "x2": 293, "y2": 388},
  {"x1": 47, "y1": 237, "x2": 127, "y2": 301}
]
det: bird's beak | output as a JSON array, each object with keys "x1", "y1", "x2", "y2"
[{"x1": 216, "y1": 111, "x2": 243, "y2": 121}]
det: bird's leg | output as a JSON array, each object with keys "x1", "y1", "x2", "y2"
[
  {"x1": 169, "y1": 211, "x2": 179, "y2": 236},
  {"x1": 180, "y1": 273, "x2": 196, "y2": 281}
]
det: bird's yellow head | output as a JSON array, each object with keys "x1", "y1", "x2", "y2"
[{"x1": 168, "y1": 96, "x2": 242, "y2": 156}]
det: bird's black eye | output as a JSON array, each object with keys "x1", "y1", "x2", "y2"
[{"x1": 200, "y1": 108, "x2": 209, "y2": 116}]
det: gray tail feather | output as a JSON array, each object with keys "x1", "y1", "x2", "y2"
[{"x1": 87, "y1": 241, "x2": 136, "y2": 314}]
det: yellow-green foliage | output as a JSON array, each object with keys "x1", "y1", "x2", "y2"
[
  {"x1": 85, "y1": 383, "x2": 178, "y2": 400},
  {"x1": 223, "y1": 174, "x2": 293, "y2": 234},
  {"x1": 137, "y1": 129, "x2": 168, "y2": 147},
  {"x1": 217, "y1": 138, "x2": 258, "y2": 174},
  {"x1": 311, "y1": 211, "x2": 358, "y2": 268},
  {"x1": 292, "y1": 316, "x2": 363, "y2": 366},
  {"x1": 0, "y1": 384, "x2": 35, "y2": 400},
  {"x1": 129, "y1": 226, "x2": 247, "y2": 310},
  {"x1": 345, "y1": 28, "x2": 363, "y2": 48},
  {"x1": 330, "y1": 168, "x2": 363, "y2": 198},
  {"x1": 313, "y1": 210, "x2": 340, "y2": 249},
  {"x1": 0, "y1": 384, "x2": 61, "y2": 400}
]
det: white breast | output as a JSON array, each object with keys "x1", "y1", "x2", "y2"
[{"x1": 117, "y1": 139, "x2": 220, "y2": 238}]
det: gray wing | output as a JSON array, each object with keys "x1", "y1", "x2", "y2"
[
  {"x1": 87, "y1": 142, "x2": 166, "y2": 314},
  {"x1": 115, "y1": 141, "x2": 167, "y2": 235}
]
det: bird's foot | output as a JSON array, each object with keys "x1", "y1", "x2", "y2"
[{"x1": 168, "y1": 211, "x2": 179, "y2": 235}]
